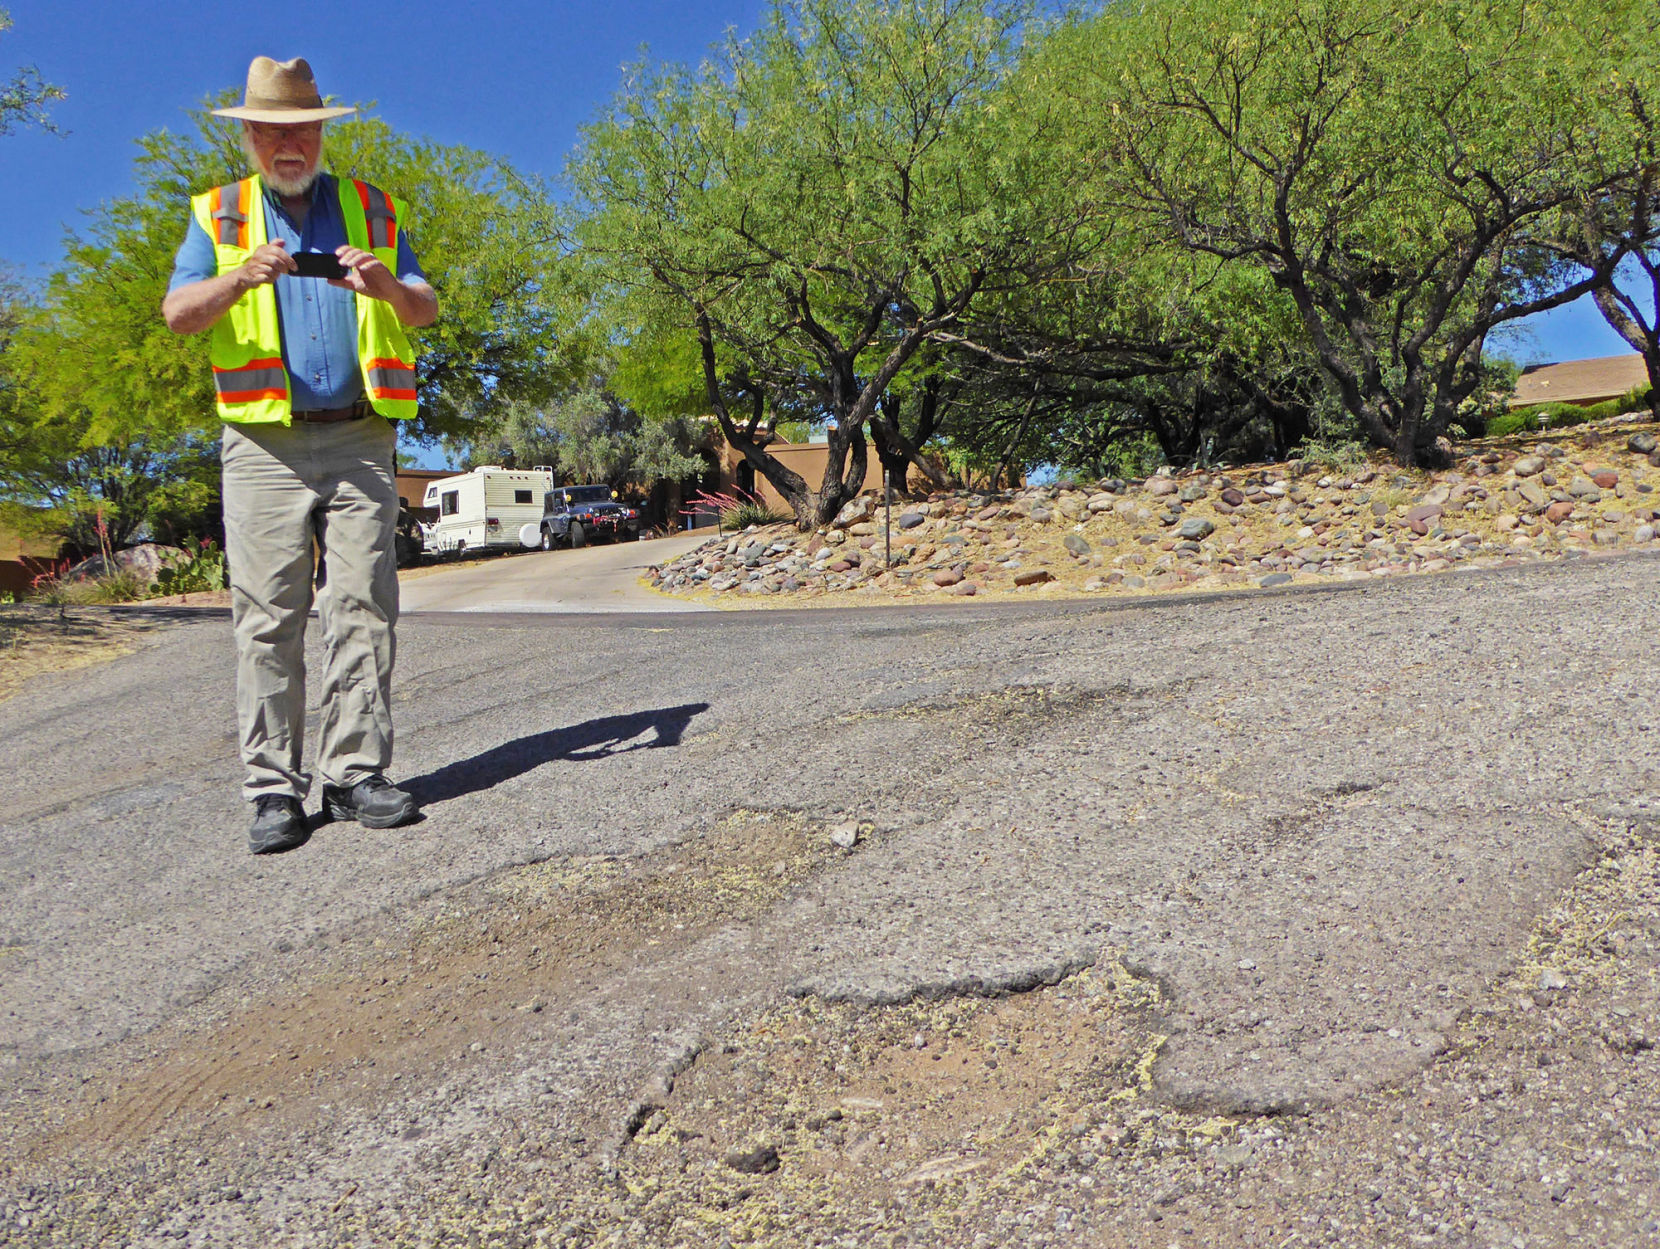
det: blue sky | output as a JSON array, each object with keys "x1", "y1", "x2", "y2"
[
  {"x1": 0, "y1": 0, "x2": 1644, "y2": 370},
  {"x1": 0, "y1": 0, "x2": 766, "y2": 270}
]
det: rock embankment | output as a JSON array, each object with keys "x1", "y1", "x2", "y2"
[{"x1": 647, "y1": 425, "x2": 1660, "y2": 605}]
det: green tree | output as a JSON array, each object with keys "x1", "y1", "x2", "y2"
[
  {"x1": 573, "y1": 0, "x2": 1074, "y2": 528},
  {"x1": 1059, "y1": 0, "x2": 1652, "y2": 466},
  {"x1": 446, "y1": 386, "x2": 705, "y2": 487},
  {"x1": 1, "y1": 9, "x2": 64, "y2": 136}
]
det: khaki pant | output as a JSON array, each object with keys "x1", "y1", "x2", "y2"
[{"x1": 221, "y1": 416, "x2": 400, "y2": 803}]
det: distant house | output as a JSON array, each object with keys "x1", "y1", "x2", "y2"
[
  {"x1": 1510, "y1": 353, "x2": 1650, "y2": 408},
  {"x1": 393, "y1": 468, "x2": 458, "y2": 520},
  {"x1": 0, "y1": 519, "x2": 64, "y2": 595}
]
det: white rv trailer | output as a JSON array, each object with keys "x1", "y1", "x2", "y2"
[{"x1": 421, "y1": 466, "x2": 554, "y2": 555}]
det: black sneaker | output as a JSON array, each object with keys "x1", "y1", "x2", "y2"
[
  {"x1": 322, "y1": 775, "x2": 418, "y2": 829},
  {"x1": 248, "y1": 795, "x2": 308, "y2": 855}
]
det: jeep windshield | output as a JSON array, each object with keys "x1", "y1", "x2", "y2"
[{"x1": 562, "y1": 486, "x2": 613, "y2": 505}]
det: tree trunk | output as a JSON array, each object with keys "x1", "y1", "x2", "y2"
[{"x1": 695, "y1": 309, "x2": 820, "y2": 529}]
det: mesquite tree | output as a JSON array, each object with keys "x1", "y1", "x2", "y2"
[
  {"x1": 1059, "y1": 0, "x2": 1652, "y2": 466},
  {"x1": 572, "y1": 0, "x2": 1076, "y2": 528}
]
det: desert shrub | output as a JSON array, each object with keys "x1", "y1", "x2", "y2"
[
  {"x1": 153, "y1": 539, "x2": 227, "y2": 596},
  {"x1": 684, "y1": 489, "x2": 791, "y2": 530},
  {"x1": 1488, "y1": 385, "x2": 1652, "y2": 439},
  {"x1": 1296, "y1": 438, "x2": 1373, "y2": 475}
]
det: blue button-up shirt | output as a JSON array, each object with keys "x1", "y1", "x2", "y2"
[{"x1": 169, "y1": 172, "x2": 426, "y2": 411}]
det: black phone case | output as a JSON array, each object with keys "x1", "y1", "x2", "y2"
[{"x1": 291, "y1": 253, "x2": 347, "y2": 279}]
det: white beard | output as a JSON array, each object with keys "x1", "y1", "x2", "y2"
[
  {"x1": 264, "y1": 165, "x2": 321, "y2": 197},
  {"x1": 241, "y1": 132, "x2": 323, "y2": 197}
]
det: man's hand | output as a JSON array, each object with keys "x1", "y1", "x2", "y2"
[
  {"x1": 163, "y1": 240, "x2": 294, "y2": 336},
  {"x1": 237, "y1": 240, "x2": 296, "y2": 289},
  {"x1": 331, "y1": 245, "x2": 439, "y2": 327},
  {"x1": 330, "y1": 245, "x2": 399, "y2": 300}
]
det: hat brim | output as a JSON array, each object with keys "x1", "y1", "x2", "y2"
[{"x1": 212, "y1": 104, "x2": 357, "y2": 122}]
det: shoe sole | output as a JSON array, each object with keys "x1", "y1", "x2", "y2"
[
  {"x1": 249, "y1": 826, "x2": 309, "y2": 854},
  {"x1": 325, "y1": 797, "x2": 418, "y2": 829}
]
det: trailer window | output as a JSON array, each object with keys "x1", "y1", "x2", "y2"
[
  {"x1": 440, "y1": 490, "x2": 460, "y2": 517},
  {"x1": 514, "y1": 489, "x2": 533, "y2": 504}
]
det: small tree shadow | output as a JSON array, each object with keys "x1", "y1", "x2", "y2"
[{"x1": 403, "y1": 702, "x2": 711, "y2": 807}]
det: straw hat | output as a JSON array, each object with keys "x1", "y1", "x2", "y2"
[{"x1": 211, "y1": 56, "x2": 355, "y2": 123}]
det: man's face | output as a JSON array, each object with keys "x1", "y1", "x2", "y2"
[{"x1": 242, "y1": 120, "x2": 324, "y2": 196}]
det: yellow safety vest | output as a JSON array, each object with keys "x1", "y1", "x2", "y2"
[{"x1": 189, "y1": 174, "x2": 420, "y2": 424}]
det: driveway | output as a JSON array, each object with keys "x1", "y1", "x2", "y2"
[{"x1": 398, "y1": 529, "x2": 716, "y2": 613}]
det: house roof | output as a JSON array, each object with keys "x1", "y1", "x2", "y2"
[{"x1": 1511, "y1": 353, "x2": 1650, "y2": 407}]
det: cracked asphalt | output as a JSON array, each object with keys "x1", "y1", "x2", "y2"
[{"x1": 1, "y1": 551, "x2": 1657, "y2": 1246}]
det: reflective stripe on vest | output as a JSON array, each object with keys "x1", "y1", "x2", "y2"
[
  {"x1": 212, "y1": 356, "x2": 288, "y2": 403},
  {"x1": 354, "y1": 180, "x2": 398, "y2": 251},
  {"x1": 364, "y1": 357, "x2": 418, "y2": 401},
  {"x1": 210, "y1": 181, "x2": 251, "y2": 248}
]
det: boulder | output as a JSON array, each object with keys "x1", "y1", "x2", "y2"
[
  {"x1": 833, "y1": 495, "x2": 875, "y2": 528},
  {"x1": 65, "y1": 543, "x2": 188, "y2": 583}
]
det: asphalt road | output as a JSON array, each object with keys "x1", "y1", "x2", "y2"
[
  {"x1": 398, "y1": 530, "x2": 715, "y2": 613},
  {"x1": 2, "y1": 551, "x2": 1657, "y2": 1243}
]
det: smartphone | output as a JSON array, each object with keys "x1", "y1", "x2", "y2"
[{"x1": 290, "y1": 252, "x2": 348, "y2": 280}]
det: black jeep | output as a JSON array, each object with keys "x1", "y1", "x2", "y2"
[{"x1": 539, "y1": 485, "x2": 641, "y2": 549}]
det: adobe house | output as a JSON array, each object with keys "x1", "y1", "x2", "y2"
[
  {"x1": 393, "y1": 467, "x2": 457, "y2": 520},
  {"x1": 1510, "y1": 353, "x2": 1650, "y2": 408},
  {"x1": 0, "y1": 519, "x2": 64, "y2": 595},
  {"x1": 715, "y1": 437, "x2": 888, "y2": 516}
]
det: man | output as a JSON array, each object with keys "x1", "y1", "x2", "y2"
[{"x1": 163, "y1": 57, "x2": 438, "y2": 854}]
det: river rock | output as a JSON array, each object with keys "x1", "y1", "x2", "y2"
[
  {"x1": 1545, "y1": 501, "x2": 1575, "y2": 524},
  {"x1": 1627, "y1": 432, "x2": 1657, "y2": 455},
  {"x1": 1013, "y1": 569, "x2": 1053, "y2": 586},
  {"x1": 1220, "y1": 487, "x2": 1246, "y2": 507},
  {"x1": 1064, "y1": 534, "x2": 1092, "y2": 558},
  {"x1": 1568, "y1": 476, "x2": 1602, "y2": 499},
  {"x1": 1177, "y1": 518, "x2": 1215, "y2": 541},
  {"x1": 933, "y1": 569, "x2": 963, "y2": 587},
  {"x1": 1517, "y1": 481, "x2": 1548, "y2": 507},
  {"x1": 1589, "y1": 468, "x2": 1619, "y2": 490},
  {"x1": 1087, "y1": 493, "x2": 1116, "y2": 513},
  {"x1": 1145, "y1": 477, "x2": 1178, "y2": 497}
]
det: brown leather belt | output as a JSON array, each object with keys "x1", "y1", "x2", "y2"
[{"x1": 292, "y1": 401, "x2": 371, "y2": 424}]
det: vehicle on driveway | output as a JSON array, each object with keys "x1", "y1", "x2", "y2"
[
  {"x1": 539, "y1": 485, "x2": 641, "y2": 549},
  {"x1": 421, "y1": 466, "x2": 554, "y2": 556}
]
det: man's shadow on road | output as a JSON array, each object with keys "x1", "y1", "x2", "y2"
[{"x1": 403, "y1": 702, "x2": 711, "y2": 807}]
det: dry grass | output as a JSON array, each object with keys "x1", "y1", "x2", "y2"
[{"x1": 0, "y1": 605, "x2": 154, "y2": 704}]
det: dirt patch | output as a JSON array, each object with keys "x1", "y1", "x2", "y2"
[
  {"x1": 589, "y1": 964, "x2": 1169, "y2": 1247},
  {"x1": 23, "y1": 811, "x2": 834, "y2": 1168},
  {"x1": 0, "y1": 605, "x2": 155, "y2": 703}
]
